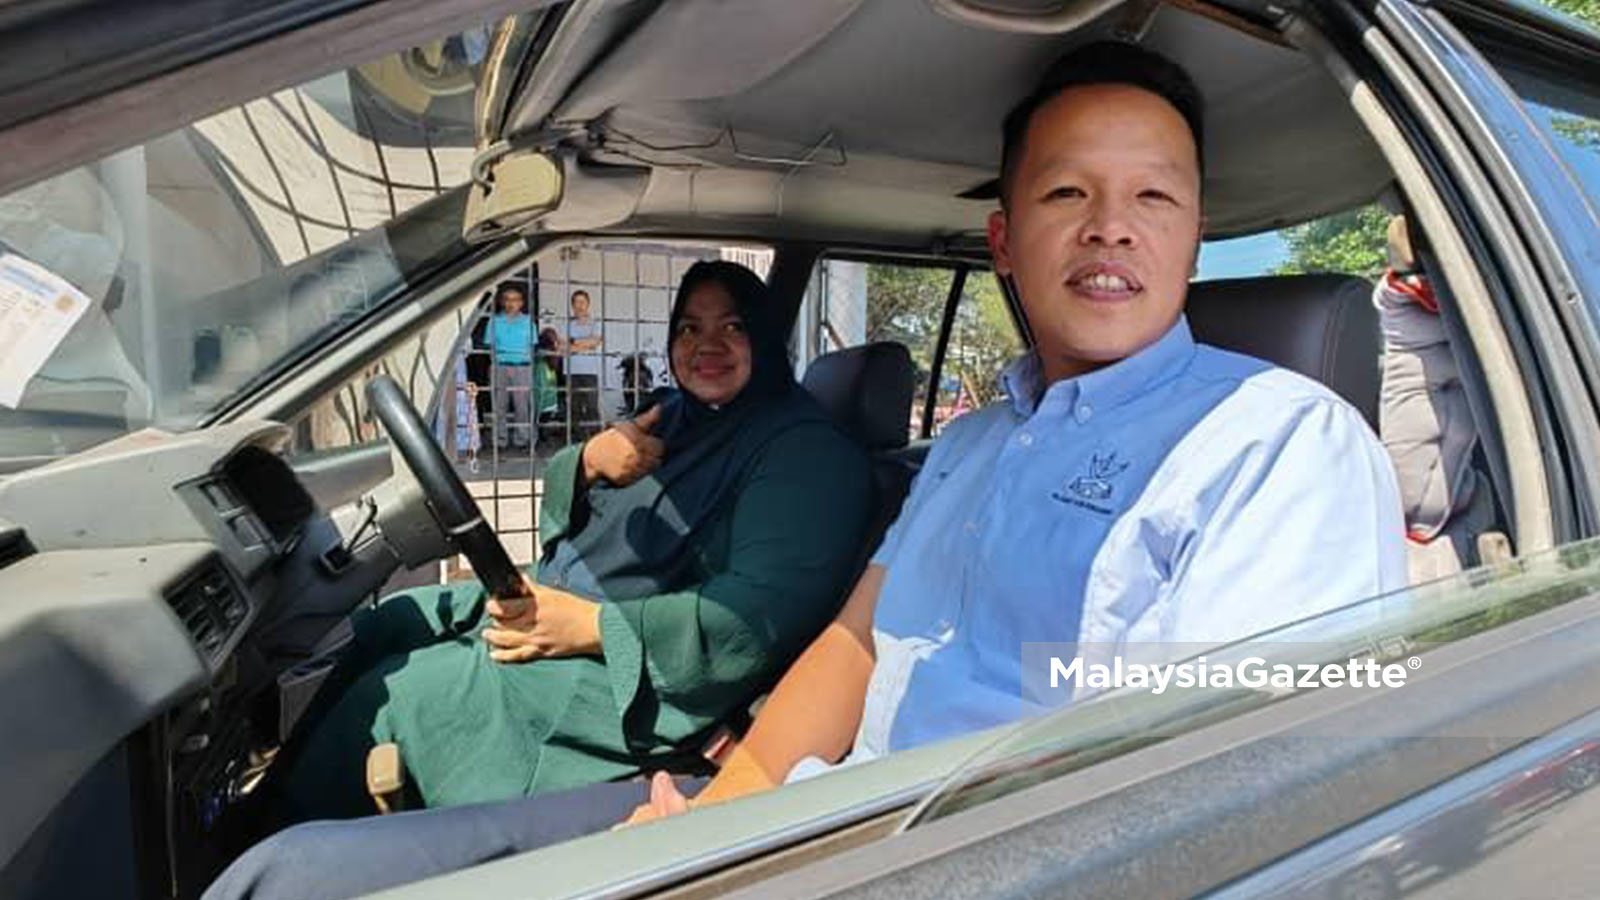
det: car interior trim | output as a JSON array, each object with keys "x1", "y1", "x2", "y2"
[
  {"x1": 1288, "y1": 9, "x2": 1556, "y2": 554},
  {"x1": 1399, "y1": 6, "x2": 1600, "y2": 530},
  {"x1": 1359, "y1": 4, "x2": 1578, "y2": 543}
]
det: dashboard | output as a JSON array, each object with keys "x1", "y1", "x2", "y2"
[{"x1": 0, "y1": 420, "x2": 402, "y2": 898}]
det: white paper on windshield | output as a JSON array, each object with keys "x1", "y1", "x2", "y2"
[{"x1": 0, "y1": 252, "x2": 94, "y2": 408}]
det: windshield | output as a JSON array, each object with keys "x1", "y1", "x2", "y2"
[{"x1": 0, "y1": 27, "x2": 493, "y2": 462}]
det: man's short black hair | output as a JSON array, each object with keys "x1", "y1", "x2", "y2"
[{"x1": 999, "y1": 41, "x2": 1206, "y2": 206}]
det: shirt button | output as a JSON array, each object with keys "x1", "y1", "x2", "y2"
[
  {"x1": 1075, "y1": 404, "x2": 1094, "y2": 424},
  {"x1": 1018, "y1": 433, "x2": 1034, "y2": 447}
]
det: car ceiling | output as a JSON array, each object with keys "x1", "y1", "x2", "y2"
[{"x1": 495, "y1": 0, "x2": 1392, "y2": 244}]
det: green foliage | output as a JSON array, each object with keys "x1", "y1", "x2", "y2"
[
  {"x1": 1273, "y1": 204, "x2": 1391, "y2": 280},
  {"x1": 864, "y1": 264, "x2": 949, "y2": 363},
  {"x1": 1543, "y1": 0, "x2": 1600, "y2": 27},
  {"x1": 948, "y1": 274, "x2": 1024, "y2": 406},
  {"x1": 864, "y1": 264, "x2": 1022, "y2": 412},
  {"x1": 1552, "y1": 115, "x2": 1600, "y2": 153}
]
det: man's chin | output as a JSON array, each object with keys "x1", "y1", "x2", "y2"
[{"x1": 1039, "y1": 332, "x2": 1164, "y2": 376}]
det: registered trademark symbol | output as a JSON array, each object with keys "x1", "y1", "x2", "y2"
[{"x1": 1407, "y1": 656, "x2": 1422, "y2": 670}]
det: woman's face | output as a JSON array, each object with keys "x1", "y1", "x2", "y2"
[{"x1": 671, "y1": 282, "x2": 752, "y2": 406}]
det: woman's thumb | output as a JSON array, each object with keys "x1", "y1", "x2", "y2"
[{"x1": 635, "y1": 404, "x2": 664, "y2": 432}]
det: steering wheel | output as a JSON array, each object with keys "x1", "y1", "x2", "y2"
[{"x1": 366, "y1": 374, "x2": 531, "y2": 600}]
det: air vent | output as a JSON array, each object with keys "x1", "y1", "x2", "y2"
[{"x1": 164, "y1": 564, "x2": 247, "y2": 662}]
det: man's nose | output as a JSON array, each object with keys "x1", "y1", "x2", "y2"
[{"x1": 1078, "y1": 197, "x2": 1136, "y2": 247}]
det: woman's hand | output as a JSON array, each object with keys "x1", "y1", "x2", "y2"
[
  {"x1": 580, "y1": 406, "x2": 665, "y2": 487},
  {"x1": 482, "y1": 582, "x2": 603, "y2": 662}
]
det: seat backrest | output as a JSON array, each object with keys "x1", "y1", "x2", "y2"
[
  {"x1": 1185, "y1": 273, "x2": 1380, "y2": 428},
  {"x1": 800, "y1": 342, "x2": 916, "y2": 452},
  {"x1": 802, "y1": 342, "x2": 919, "y2": 572}
]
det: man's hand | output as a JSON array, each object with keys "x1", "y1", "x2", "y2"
[
  {"x1": 483, "y1": 582, "x2": 603, "y2": 662},
  {"x1": 580, "y1": 406, "x2": 665, "y2": 486},
  {"x1": 618, "y1": 772, "x2": 692, "y2": 828}
]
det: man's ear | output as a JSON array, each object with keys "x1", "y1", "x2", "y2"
[{"x1": 987, "y1": 209, "x2": 1012, "y2": 275}]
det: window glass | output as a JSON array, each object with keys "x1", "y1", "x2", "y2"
[
  {"x1": 285, "y1": 290, "x2": 479, "y2": 457},
  {"x1": 414, "y1": 241, "x2": 770, "y2": 578},
  {"x1": 0, "y1": 24, "x2": 493, "y2": 462},
  {"x1": 802, "y1": 259, "x2": 1023, "y2": 440},
  {"x1": 935, "y1": 272, "x2": 1025, "y2": 433},
  {"x1": 908, "y1": 538, "x2": 1600, "y2": 826},
  {"x1": 1485, "y1": 50, "x2": 1600, "y2": 216},
  {"x1": 1197, "y1": 203, "x2": 1389, "y2": 281}
]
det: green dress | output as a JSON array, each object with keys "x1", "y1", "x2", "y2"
[{"x1": 277, "y1": 419, "x2": 872, "y2": 819}]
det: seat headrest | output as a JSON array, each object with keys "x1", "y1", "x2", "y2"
[
  {"x1": 802, "y1": 342, "x2": 916, "y2": 451},
  {"x1": 1186, "y1": 274, "x2": 1380, "y2": 428}
]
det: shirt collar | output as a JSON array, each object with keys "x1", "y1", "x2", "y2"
[{"x1": 1000, "y1": 315, "x2": 1197, "y2": 419}]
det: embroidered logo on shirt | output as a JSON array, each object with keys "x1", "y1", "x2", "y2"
[{"x1": 1053, "y1": 452, "x2": 1129, "y2": 515}]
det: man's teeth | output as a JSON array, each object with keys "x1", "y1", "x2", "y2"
[{"x1": 1084, "y1": 273, "x2": 1131, "y2": 291}]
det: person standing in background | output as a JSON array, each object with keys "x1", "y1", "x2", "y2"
[
  {"x1": 534, "y1": 326, "x2": 564, "y2": 452},
  {"x1": 1374, "y1": 215, "x2": 1492, "y2": 578},
  {"x1": 566, "y1": 289, "x2": 604, "y2": 440},
  {"x1": 488, "y1": 283, "x2": 533, "y2": 451}
]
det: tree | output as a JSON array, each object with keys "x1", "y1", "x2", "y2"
[
  {"x1": 1544, "y1": 0, "x2": 1600, "y2": 26},
  {"x1": 1273, "y1": 204, "x2": 1390, "y2": 280},
  {"x1": 864, "y1": 265, "x2": 1022, "y2": 417}
]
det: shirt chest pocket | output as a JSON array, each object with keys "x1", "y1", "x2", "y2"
[{"x1": 964, "y1": 501, "x2": 1117, "y2": 658}]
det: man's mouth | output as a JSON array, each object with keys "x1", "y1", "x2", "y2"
[{"x1": 1067, "y1": 263, "x2": 1143, "y2": 300}]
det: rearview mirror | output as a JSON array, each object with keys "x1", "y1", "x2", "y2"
[{"x1": 462, "y1": 150, "x2": 563, "y2": 243}]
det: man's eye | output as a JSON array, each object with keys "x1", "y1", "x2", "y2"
[
  {"x1": 1044, "y1": 186, "x2": 1084, "y2": 201},
  {"x1": 1139, "y1": 189, "x2": 1176, "y2": 204},
  {"x1": 725, "y1": 321, "x2": 746, "y2": 334}
]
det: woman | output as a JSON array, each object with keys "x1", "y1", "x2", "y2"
[
  {"x1": 533, "y1": 325, "x2": 563, "y2": 451},
  {"x1": 269, "y1": 261, "x2": 873, "y2": 821}
]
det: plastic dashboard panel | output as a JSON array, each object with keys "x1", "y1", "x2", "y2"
[
  {"x1": 0, "y1": 543, "x2": 215, "y2": 871},
  {"x1": 0, "y1": 421, "x2": 306, "y2": 872}
]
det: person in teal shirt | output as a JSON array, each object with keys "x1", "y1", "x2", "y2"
[{"x1": 488, "y1": 284, "x2": 534, "y2": 449}]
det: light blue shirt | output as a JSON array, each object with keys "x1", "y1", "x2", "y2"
[
  {"x1": 567, "y1": 319, "x2": 601, "y2": 376},
  {"x1": 850, "y1": 316, "x2": 1407, "y2": 760}
]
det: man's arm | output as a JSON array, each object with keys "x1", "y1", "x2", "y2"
[{"x1": 634, "y1": 564, "x2": 885, "y2": 815}]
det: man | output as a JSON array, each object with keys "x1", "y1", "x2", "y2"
[
  {"x1": 566, "y1": 288, "x2": 604, "y2": 439},
  {"x1": 488, "y1": 283, "x2": 534, "y2": 450},
  {"x1": 205, "y1": 42, "x2": 1405, "y2": 900}
]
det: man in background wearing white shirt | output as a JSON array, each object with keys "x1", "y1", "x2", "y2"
[{"x1": 565, "y1": 289, "x2": 603, "y2": 440}]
